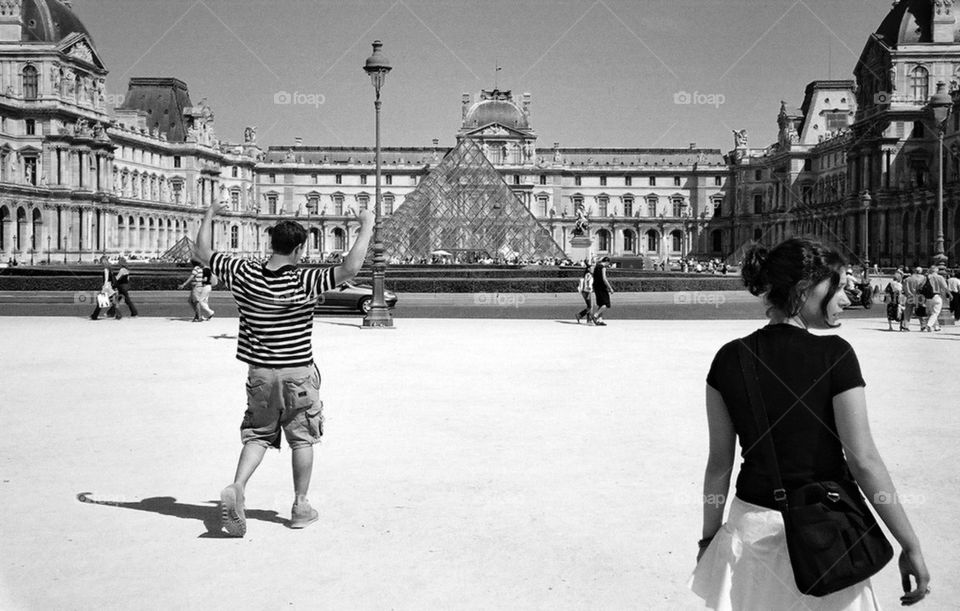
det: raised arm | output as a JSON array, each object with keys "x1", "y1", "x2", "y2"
[
  {"x1": 193, "y1": 204, "x2": 228, "y2": 267},
  {"x1": 833, "y1": 387, "x2": 930, "y2": 605},
  {"x1": 333, "y1": 209, "x2": 376, "y2": 286},
  {"x1": 699, "y1": 384, "x2": 736, "y2": 561}
]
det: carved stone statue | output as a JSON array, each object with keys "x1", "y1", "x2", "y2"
[
  {"x1": 572, "y1": 204, "x2": 589, "y2": 237},
  {"x1": 733, "y1": 129, "x2": 748, "y2": 148},
  {"x1": 243, "y1": 126, "x2": 257, "y2": 144}
]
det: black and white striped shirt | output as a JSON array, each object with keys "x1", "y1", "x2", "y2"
[{"x1": 210, "y1": 252, "x2": 335, "y2": 368}]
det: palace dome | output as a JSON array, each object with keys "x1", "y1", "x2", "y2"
[
  {"x1": 874, "y1": 0, "x2": 960, "y2": 46},
  {"x1": 463, "y1": 90, "x2": 530, "y2": 131},
  {"x1": 20, "y1": 0, "x2": 96, "y2": 48}
]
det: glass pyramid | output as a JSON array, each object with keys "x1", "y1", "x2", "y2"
[
  {"x1": 160, "y1": 236, "x2": 196, "y2": 263},
  {"x1": 380, "y1": 138, "x2": 565, "y2": 261}
]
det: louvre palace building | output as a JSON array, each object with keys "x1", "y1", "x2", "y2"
[{"x1": 1, "y1": 0, "x2": 959, "y2": 266}]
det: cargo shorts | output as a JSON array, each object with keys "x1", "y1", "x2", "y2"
[{"x1": 240, "y1": 363, "x2": 323, "y2": 450}]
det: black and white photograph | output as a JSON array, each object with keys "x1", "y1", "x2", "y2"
[{"x1": 0, "y1": 0, "x2": 954, "y2": 608}]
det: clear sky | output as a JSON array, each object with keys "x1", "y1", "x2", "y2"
[{"x1": 74, "y1": 0, "x2": 888, "y2": 152}]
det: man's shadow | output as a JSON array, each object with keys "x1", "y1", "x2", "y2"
[{"x1": 77, "y1": 492, "x2": 286, "y2": 538}]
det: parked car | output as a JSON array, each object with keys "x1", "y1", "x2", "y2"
[{"x1": 317, "y1": 281, "x2": 398, "y2": 314}]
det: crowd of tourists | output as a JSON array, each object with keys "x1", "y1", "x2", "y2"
[{"x1": 882, "y1": 265, "x2": 960, "y2": 332}]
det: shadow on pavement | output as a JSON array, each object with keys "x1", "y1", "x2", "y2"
[
  {"x1": 76, "y1": 492, "x2": 286, "y2": 538},
  {"x1": 315, "y1": 320, "x2": 363, "y2": 329}
]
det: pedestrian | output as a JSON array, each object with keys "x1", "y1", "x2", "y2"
[
  {"x1": 901, "y1": 266, "x2": 925, "y2": 331},
  {"x1": 198, "y1": 266, "x2": 216, "y2": 321},
  {"x1": 921, "y1": 265, "x2": 949, "y2": 332},
  {"x1": 691, "y1": 237, "x2": 930, "y2": 609},
  {"x1": 884, "y1": 271, "x2": 905, "y2": 332},
  {"x1": 90, "y1": 256, "x2": 121, "y2": 321},
  {"x1": 113, "y1": 257, "x2": 138, "y2": 317},
  {"x1": 590, "y1": 256, "x2": 614, "y2": 326},
  {"x1": 948, "y1": 269, "x2": 960, "y2": 321},
  {"x1": 575, "y1": 261, "x2": 594, "y2": 323},
  {"x1": 177, "y1": 262, "x2": 205, "y2": 322},
  {"x1": 193, "y1": 205, "x2": 375, "y2": 537}
]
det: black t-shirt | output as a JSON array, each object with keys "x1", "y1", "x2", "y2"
[{"x1": 706, "y1": 324, "x2": 865, "y2": 509}]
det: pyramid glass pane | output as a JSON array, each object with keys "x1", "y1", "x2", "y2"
[{"x1": 380, "y1": 138, "x2": 564, "y2": 261}]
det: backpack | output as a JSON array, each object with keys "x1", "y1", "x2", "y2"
[
  {"x1": 578, "y1": 271, "x2": 594, "y2": 293},
  {"x1": 920, "y1": 276, "x2": 935, "y2": 299}
]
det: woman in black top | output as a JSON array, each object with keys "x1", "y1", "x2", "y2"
[
  {"x1": 690, "y1": 238, "x2": 929, "y2": 609},
  {"x1": 591, "y1": 256, "x2": 613, "y2": 326}
]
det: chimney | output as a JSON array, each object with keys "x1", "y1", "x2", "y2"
[
  {"x1": 461, "y1": 93, "x2": 471, "y2": 121},
  {"x1": 689, "y1": 142, "x2": 696, "y2": 149},
  {"x1": 432, "y1": 138, "x2": 439, "y2": 147},
  {"x1": 294, "y1": 137, "x2": 303, "y2": 147}
]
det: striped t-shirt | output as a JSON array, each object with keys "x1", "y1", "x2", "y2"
[{"x1": 210, "y1": 252, "x2": 335, "y2": 368}]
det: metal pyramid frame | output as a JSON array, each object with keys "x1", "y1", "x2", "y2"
[
  {"x1": 380, "y1": 138, "x2": 565, "y2": 261},
  {"x1": 160, "y1": 236, "x2": 196, "y2": 262}
]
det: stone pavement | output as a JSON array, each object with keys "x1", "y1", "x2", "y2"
[{"x1": 0, "y1": 316, "x2": 957, "y2": 610}]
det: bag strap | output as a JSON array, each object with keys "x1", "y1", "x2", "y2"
[{"x1": 737, "y1": 334, "x2": 789, "y2": 511}]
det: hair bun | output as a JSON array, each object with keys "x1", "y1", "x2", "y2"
[{"x1": 741, "y1": 243, "x2": 770, "y2": 296}]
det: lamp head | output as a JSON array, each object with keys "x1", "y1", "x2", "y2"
[
  {"x1": 929, "y1": 81, "x2": 953, "y2": 126},
  {"x1": 364, "y1": 40, "x2": 392, "y2": 91}
]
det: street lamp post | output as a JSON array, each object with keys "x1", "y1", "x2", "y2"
[
  {"x1": 46, "y1": 234, "x2": 50, "y2": 264},
  {"x1": 860, "y1": 191, "x2": 871, "y2": 278},
  {"x1": 362, "y1": 40, "x2": 394, "y2": 329},
  {"x1": 929, "y1": 81, "x2": 953, "y2": 267}
]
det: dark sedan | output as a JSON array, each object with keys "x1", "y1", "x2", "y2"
[{"x1": 317, "y1": 281, "x2": 398, "y2": 314}]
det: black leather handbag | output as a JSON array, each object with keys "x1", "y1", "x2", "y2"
[{"x1": 738, "y1": 337, "x2": 893, "y2": 597}]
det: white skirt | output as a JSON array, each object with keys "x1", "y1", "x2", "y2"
[{"x1": 689, "y1": 496, "x2": 881, "y2": 611}]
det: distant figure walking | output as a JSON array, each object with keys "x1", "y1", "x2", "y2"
[
  {"x1": 114, "y1": 257, "x2": 138, "y2": 317},
  {"x1": 575, "y1": 261, "x2": 594, "y2": 323},
  {"x1": 921, "y1": 265, "x2": 949, "y2": 332},
  {"x1": 901, "y1": 267, "x2": 925, "y2": 331},
  {"x1": 90, "y1": 256, "x2": 121, "y2": 321},
  {"x1": 199, "y1": 266, "x2": 216, "y2": 321},
  {"x1": 884, "y1": 271, "x2": 905, "y2": 331},
  {"x1": 591, "y1": 256, "x2": 614, "y2": 326},
  {"x1": 948, "y1": 269, "x2": 960, "y2": 321},
  {"x1": 178, "y1": 263, "x2": 209, "y2": 322}
]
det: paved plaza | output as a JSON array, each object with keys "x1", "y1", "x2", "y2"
[{"x1": 1, "y1": 315, "x2": 957, "y2": 610}]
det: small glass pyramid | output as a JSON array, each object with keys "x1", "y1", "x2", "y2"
[{"x1": 380, "y1": 138, "x2": 565, "y2": 261}]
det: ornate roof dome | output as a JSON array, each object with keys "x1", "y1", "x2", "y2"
[
  {"x1": 875, "y1": 0, "x2": 959, "y2": 46},
  {"x1": 20, "y1": 0, "x2": 95, "y2": 48},
  {"x1": 463, "y1": 89, "x2": 530, "y2": 131}
]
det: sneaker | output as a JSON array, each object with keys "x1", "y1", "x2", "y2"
[
  {"x1": 289, "y1": 500, "x2": 318, "y2": 529},
  {"x1": 205, "y1": 313, "x2": 215, "y2": 321},
  {"x1": 594, "y1": 319, "x2": 607, "y2": 326},
  {"x1": 192, "y1": 317, "x2": 202, "y2": 323},
  {"x1": 219, "y1": 484, "x2": 246, "y2": 537}
]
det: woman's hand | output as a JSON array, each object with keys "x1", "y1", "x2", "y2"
[{"x1": 898, "y1": 548, "x2": 930, "y2": 606}]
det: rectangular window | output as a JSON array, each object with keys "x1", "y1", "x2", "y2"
[
  {"x1": 172, "y1": 182, "x2": 182, "y2": 204},
  {"x1": 334, "y1": 195, "x2": 343, "y2": 215},
  {"x1": 674, "y1": 176, "x2": 681, "y2": 187},
  {"x1": 539, "y1": 175, "x2": 547, "y2": 185},
  {"x1": 25, "y1": 119, "x2": 35, "y2": 135},
  {"x1": 538, "y1": 197, "x2": 548, "y2": 216},
  {"x1": 598, "y1": 197, "x2": 608, "y2": 216},
  {"x1": 230, "y1": 190, "x2": 240, "y2": 210},
  {"x1": 649, "y1": 176, "x2": 656, "y2": 186},
  {"x1": 358, "y1": 195, "x2": 369, "y2": 211},
  {"x1": 231, "y1": 166, "x2": 238, "y2": 178},
  {"x1": 713, "y1": 200, "x2": 722, "y2": 217},
  {"x1": 383, "y1": 196, "x2": 394, "y2": 216},
  {"x1": 173, "y1": 156, "x2": 181, "y2": 168},
  {"x1": 754, "y1": 169, "x2": 762, "y2": 181},
  {"x1": 672, "y1": 199, "x2": 684, "y2": 217},
  {"x1": 600, "y1": 176, "x2": 607, "y2": 186},
  {"x1": 385, "y1": 175, "x2": 392, "y2": 185},
  {"x1": 360, "y1": 175, "x2": 367, "y2": 185},
  {"x1": 574, "y1": 176, "x2": 581, "y2": 186},
  {"x1": 623, "y1": 198, "x2": 633, "y2": 217},
  {"x1": 714, "y1": 176, "x2": 722, "y2": 186},
  {"x1": 825, "y1": 112, "x2": 848, "y2": 132},
  {"x1": 307, "y1": 195, "x2": 319, "y2": 214},
  {"x1": 267, "y1": 194, "x2": 278, "y2": 215},
  {"x1": 625, "y1": 176, "x2": 632, "y2": 186},
  {"x1": 312, "y1": 173, "x2": 319, "y2": 184},
  {"x1": 753, "y1": 194, "x2": 763, "y2": 215},
  {"x1": 335, "y1": 174, "x2": 342, "y2": 185},
  {"x1": 647, "y1": 199, "x2": 657, "y2": 217},
  {"x1": 803, "y1": 159, "x2": 812, "y2": 171},
  {"x1": 513, "y1": 175, "x2": 521, "y2": 185}
]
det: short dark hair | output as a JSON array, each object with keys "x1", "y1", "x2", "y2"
[
  {"x1": 268, "y1": 220, "x2": 308, "y2": 255},
  {"x1": 742, "y1": 237, "x2": 845, "y2": 324}
]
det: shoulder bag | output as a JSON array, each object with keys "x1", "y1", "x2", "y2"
[{"x1": 737, "y1": 336, "x2": 893, "y2": 597}]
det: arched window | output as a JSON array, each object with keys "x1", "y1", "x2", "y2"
[
  {"x1": 31, "y1": 208, "x2": 42, "y2": 249},
  {"x1": 230, "y1": 225, "x2": 239, "y2": 249},
  {"x1": 670, "y1": 230, "x2": 683, "y2": 253},
  {"x1": 0, "y1": 206, "x2": 7, "y2": 250},
  {"x1": 623, "y1": 229, "x2": 635, "y2": 253},
  {"x1": 22, "y1": 65, "x2": 38, "y2": 100},
  {"x1": 646, "y1": 230, "x2": 659, "y2": 252},
  {"x1": 597, "y1": 229, "x2": 610, "y2": 251},
  {"x1": 310, "y1": 227, "x2": 321, "y2": 251},
  {"x1": 910, "y1": 66, "x2": 929, "y2": 102}
]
